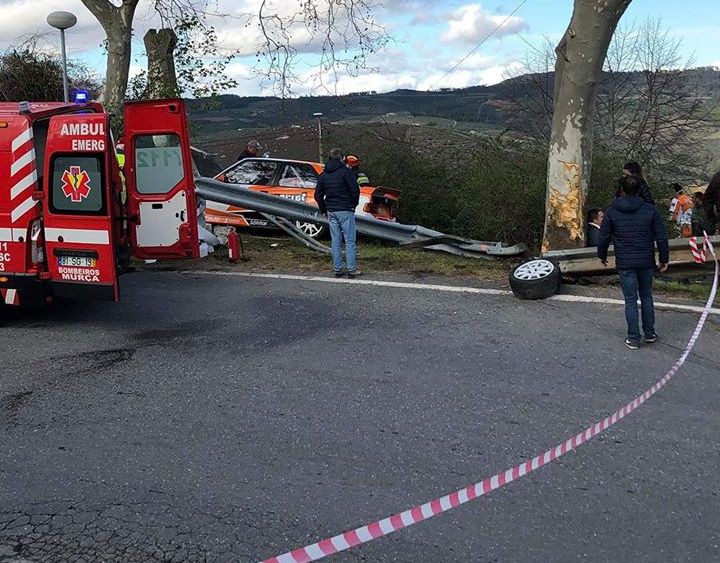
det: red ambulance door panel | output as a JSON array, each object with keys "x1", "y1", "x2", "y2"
[
  {"x1": 123, "y1": 99, "x2": 199, "y2": 260},
  {"x1": 43, "y1": 113, "x2": 119, "y2": 301}
]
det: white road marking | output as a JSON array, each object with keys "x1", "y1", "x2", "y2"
[
  {"x1": 549, "y1": 293, "x2": 720, "y2": 315},
  {"x1": 185, "y1": 270, "x2": 509, "y2": 295},
  {"x1": 183, "y1": 270, "x2": 720, "y2": 316}
]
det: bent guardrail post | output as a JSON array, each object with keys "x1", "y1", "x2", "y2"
[
  {"x1": 261, "y1": 214, "x2": 332, "y2": 254},
  {"x1": 195, "y1": 178, "x2": 528, "y2": 259}
]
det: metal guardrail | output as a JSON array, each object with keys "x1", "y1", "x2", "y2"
[
  {"x1": 195, "y1": 178, "x2": 529, "y2": 259},
  {"x1": 543, "y1": 235, "x2": 720, "y2": 274}
]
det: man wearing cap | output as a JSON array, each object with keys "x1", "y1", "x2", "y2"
[{"x1": 237, "y1": 140, "x2": 262, "y2": 161}]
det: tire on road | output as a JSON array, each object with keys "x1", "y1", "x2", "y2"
[{"x1": 509, "y1": 259, "x2": 561, "y2": 300}]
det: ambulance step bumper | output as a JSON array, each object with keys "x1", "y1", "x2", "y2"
[{"x1": 0, "y1": 274, "x2": 50, "y2": 309}]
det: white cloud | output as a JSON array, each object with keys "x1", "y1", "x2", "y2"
[
  {"x1": 128, "y1": 63, "x2": 145, "y2": 79},
  {"x1": 0, "y1": 0, "x2": 525, "y2": 97},
  {"x1": 268, "y1": 48, "x2": 523, "y2": 96},
  {"x1": 417, "y1": 61, "x2": 523, "y2": 90},
  {"x1": 0, "y1": 0, "x2": 104, "y2": 52},
  {"x1": 441, "y1": 4, "x2": 526, "y2": 44},
  {"x1": 214, "y1": 0, "x2": 388, "y2": 59}
]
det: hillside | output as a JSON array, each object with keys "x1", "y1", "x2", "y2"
[
  {"x1": 189, "y1": 67, "x2": 720, "y2": 136},
  {"x1": 190, "y1": 67, "x2": 720, "y2": 170}
]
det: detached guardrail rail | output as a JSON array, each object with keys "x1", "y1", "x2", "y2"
[
  {"x1": 195, "y1": 178, "x2": 528, "y2": 260},
  {"x1": 543, "y1": 235, "x2": 720, "y2": 274}
]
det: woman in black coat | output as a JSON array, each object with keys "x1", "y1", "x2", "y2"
[{"x1": 618, "y1": 161, "x2": 655, "y2": 205}]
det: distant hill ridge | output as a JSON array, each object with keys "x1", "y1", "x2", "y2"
[{"x1": 188, "y1": 67, "x2": 720, "y2": 134}]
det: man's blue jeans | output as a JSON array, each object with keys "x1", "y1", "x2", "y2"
[
  {"x1": 617, "y1": 267, "x2": 656, "y2": 341},
  {"x1": 327, "y1": 210, "x2": 357, "y2": 272}
]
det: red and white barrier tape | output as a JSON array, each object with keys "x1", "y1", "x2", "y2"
[
  {"x1": 689, "y1": 232, "x2": 711, "y2": 263},
  {"x1": 261, "y1": 239, "x2": 718, "y2": 563}
]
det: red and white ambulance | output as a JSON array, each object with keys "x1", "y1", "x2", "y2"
[{"x1": 0, "y1": 99, "x2": 200, "y2": 308}]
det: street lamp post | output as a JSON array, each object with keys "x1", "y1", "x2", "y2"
[
  {"x1": 47, "y1": 11, "x2": 77, "y2": 103},
  {"x1": 313, "y1": 112, "x2": 323, "y2": 163}
]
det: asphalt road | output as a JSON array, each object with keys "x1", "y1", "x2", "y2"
[{"x1": 1, "y1": 271, "x2": 719, "y2": 563}]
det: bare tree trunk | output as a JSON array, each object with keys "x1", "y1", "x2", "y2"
[
  {"x1": 542, "y1": 0, "x2": 632, "y2": 252},
  {"x1": 144, "y1": 29, "x2": 179, "y2": 99},
  {"x1": 81, "y1": 0, "x2": 139, "y2": 119}
]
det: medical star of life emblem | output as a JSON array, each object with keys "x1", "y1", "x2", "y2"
[{"x1": 61, "y1": 166, "x2": 92, "y2": 203}]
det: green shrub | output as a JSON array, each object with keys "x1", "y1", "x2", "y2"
[
  {"x1": 326, "y1": 127, "x2": 679, "y2": 250},
  {"x1": 360, "y1": 138, "x2": 547, "y2": 246}
]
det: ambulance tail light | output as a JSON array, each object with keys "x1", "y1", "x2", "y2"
[{"x1": 30, "y1": 220, "x2": 45, "y2": 265}]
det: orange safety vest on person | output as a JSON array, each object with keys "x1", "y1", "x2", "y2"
[{"x1": 671, "y1": 193, "x2": 693, "y2": 237}]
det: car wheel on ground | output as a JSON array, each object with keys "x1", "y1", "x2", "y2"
[
  {"x1": 294, "y1": 221, "x2": 325, "y2": 239},
  {"x1": 509, "y1": 259, "x2": 561, "y2": 300}
]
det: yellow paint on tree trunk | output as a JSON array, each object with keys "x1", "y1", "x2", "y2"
[{"x1": 542, "y1": 160, "x2": 584, "y2": 253}]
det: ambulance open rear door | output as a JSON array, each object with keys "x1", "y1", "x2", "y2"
[{"x1": 123, "y1": 99, "x2": 200, "y2": 260}]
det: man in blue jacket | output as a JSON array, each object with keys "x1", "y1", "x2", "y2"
[
  {"x1": 598, "y1": 174, "x2": 670, "y2": 349},
  {"x1": 314, "y1": 149, "x2": 361, "y2": 277}
]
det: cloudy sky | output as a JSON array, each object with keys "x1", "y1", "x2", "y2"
[{"x1": 0, "y1": 0, "x2": 717, "y2": 97}]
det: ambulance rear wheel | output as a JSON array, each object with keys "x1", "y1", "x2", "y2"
[{"x1": 509, "y1": 259, "x2": 561, "y2": 300}]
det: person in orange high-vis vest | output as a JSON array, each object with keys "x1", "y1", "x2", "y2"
[{"x1": 670, "y1": 184, "x2": 693, "y2": 238}]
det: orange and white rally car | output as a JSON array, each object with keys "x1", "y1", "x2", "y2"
[{"x1": 204, "y1": 158, "x2": 400, "y2": 238}]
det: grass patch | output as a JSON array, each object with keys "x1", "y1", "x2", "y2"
[
  {"x1": 235, "y1": 235, "x2": 512, "y2": 279},
  {"x1": 140, "y1": 234, "x2": 515, "y2": 281},
  {"x1": 654, "y1": 279, "x2": 713, "y2": 302}
]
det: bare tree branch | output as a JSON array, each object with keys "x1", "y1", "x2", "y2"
[
  {"x1": 251, "y1": 0, "x2": 390, "y2": 97},
  {"x1": 508, "y1": 16, "x2": 715, "y2": 182}
]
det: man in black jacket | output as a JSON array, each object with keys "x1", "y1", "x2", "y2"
[
  {"x1": 314, "y1": 149, "x2": 361, "y2": 277},
  {"x1": 703, "y1": 170, "x2": 720, "y2": 235},
  {"x1": 586, "y1": 207, "x2": 604, "y2": 246},
  {"x1": 598, "y1": 175, "x2": 669, "y2": 349}
]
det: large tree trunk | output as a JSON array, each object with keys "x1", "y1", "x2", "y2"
[
  {"x1": 542, "y1": 0, "x2": 632, "y2": 253},
  {"x1": 81, "y1": 0, "x2": 139, "y2": 121},
  {"x1": 144, "y1": 29, "x2": 179, "y2": 99}
]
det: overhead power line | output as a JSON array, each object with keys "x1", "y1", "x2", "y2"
[{"x1": 430, "y1": 0, "x2": 530, "y2": 89}]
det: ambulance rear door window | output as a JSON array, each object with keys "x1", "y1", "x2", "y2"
[
  {"x1": 51, "y1": 155, "x2": 105, "y2": 214},
  {"x1": 134, "y1": 134, "x2": 184, "y2": 194}
]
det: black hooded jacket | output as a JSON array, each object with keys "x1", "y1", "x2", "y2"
[
  {"x1": 314, "y1": 159, "x2": 360, "y2": 213},
  {"x1": 597, "y1": 195, "x2": 669, "y2": 270}
]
